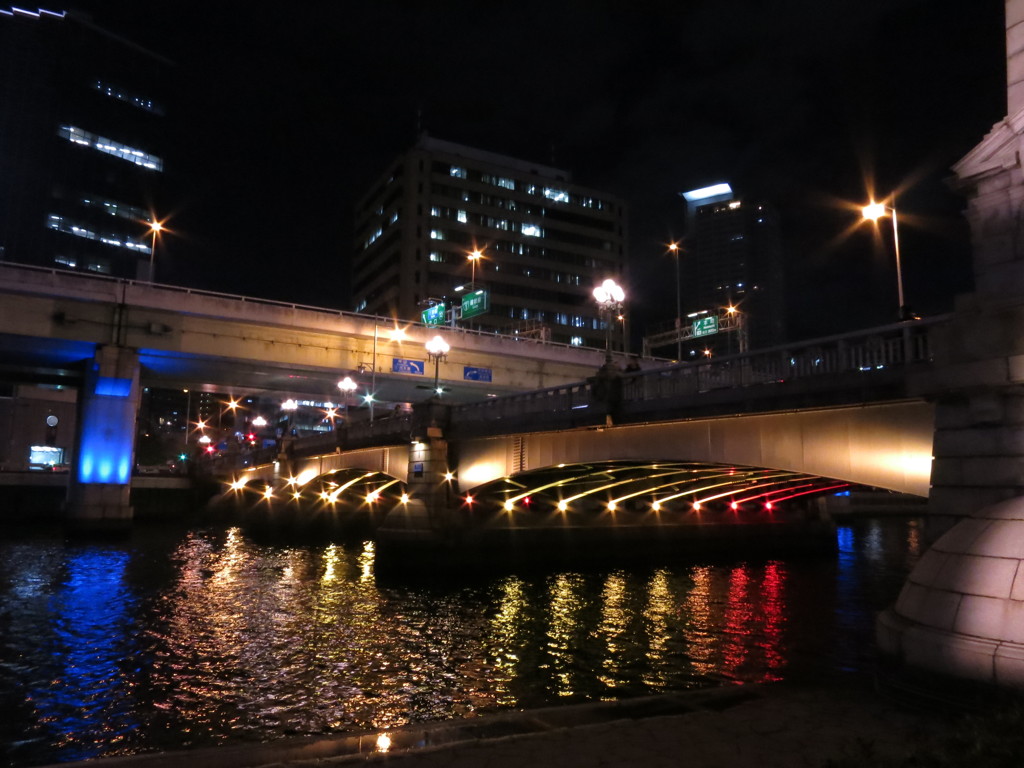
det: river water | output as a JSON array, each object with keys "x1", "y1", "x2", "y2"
[{"x1": 0, "y1": 517, "x2": 923, "y2": 767}]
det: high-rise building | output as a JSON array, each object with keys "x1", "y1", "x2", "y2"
[
  {"x1": 679, "y1": 183, "x2": 785, "y2": 351},
  {"x1": 352, "y1": 135, "x2": 628, "y2": 349},
  {"x1": 0, "y1": 7, "x2": 170, "y2": 279}
]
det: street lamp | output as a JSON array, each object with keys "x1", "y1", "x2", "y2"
[
  {"x1": 425, "y1": 335, "x2": 450, "y2": 395},
  {"x1": 593, "y1": 278, "x2": 625, "y2": 363},
  {"x1": 337, "y1": 376, "x2": 357, "y2": 420},
  {"x1": 467, "y1": 248, "x2": 483, "y2": 287},
  {"x1": 862, "y1": 200, "x2": 908, "y2": 321},
  {"x1": 668, "y1": 242, "x2": 683, "y2": 361},
  {"x1": 147, "y1": 219, "x2": 164, "y2": 283}
]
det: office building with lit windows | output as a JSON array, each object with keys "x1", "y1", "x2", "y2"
[
  {"x1": 680, "y1": 183, "x2": 785, "y2": 351},
  {"x1": 352, "y1": 135, "x2": 628, "y2": 348},
  {"x1": 0, "y1": 7, "x2": 169, "y2": 278}
]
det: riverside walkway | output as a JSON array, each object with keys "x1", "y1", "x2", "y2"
[{"x1": 41, "y1": 676, "x2": 949, "y2": 768}]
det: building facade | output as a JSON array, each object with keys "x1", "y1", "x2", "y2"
[
  {"x1": 679, "y1": 183, "x2": 785, "y2": 352},
  {"x1": 0, "y1": 7, "x2": 169, "y2": 279},
  {"x1": 352, "y1": 136, "x2": 628, "y2": 349}
]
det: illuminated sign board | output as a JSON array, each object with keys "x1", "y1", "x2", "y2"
[
  {"x1": 692, "y1": 315, "x2": 719, "y2": 337},
  {"x1": 421, "y1": 302, "x2": 446, "y2": 326},
  {"x1": 461, "y1": 289, "x2": 490, "y2": 319}
]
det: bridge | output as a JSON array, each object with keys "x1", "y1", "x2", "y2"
[
  {"x1": 237, "y1": 318, "x2": 939, "y2": 500},
  {"x1": 0, "y1": 255, "x2": 1007, "y2": 534}
]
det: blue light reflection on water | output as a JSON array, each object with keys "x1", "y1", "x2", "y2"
[
  {"x1": 0, "y1": 518, "x2": 923, "y2": 767},
  {"x1": 1, "y1": 543, "x2": 142, "y2": 766}
]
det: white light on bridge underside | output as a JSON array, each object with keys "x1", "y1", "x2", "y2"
[
  {"x1": 295, "y1": 468, "x2": 318, "y2": 486},
  {"x1": 461, "y1": 461, "x2": 505, "y2": 486}
]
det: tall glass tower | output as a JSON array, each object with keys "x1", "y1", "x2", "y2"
[{"x1": 0, "y1": 7, "x2": 170, "y2": 279}]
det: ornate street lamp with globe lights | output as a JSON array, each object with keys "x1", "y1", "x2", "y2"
[
  {"x1": 337, "y1": 376, "x2": 357, "y2": 420},
  {"x1": 593, "y1": 278, "x2": 625, "y2": 363},
  {"x1": 425, "y1": 335, "x2": 450, "y2": 395}
]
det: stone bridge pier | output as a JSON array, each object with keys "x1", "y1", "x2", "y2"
[{"x1": 877, "y1": 0, "x2": 1024, "y2": 690}]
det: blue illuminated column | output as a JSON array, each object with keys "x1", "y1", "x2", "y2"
[{"x1": 66, "y1": 346, "x2": 142, "y2": 528}]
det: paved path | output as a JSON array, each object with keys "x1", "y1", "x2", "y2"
[{"x1": 40, "y1": 677, "x2": 944, "y2": 768}]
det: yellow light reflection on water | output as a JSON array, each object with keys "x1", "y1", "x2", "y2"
[
  {"x1": 489, "y1": 576, "x2": 528, "y2": 707},
  {"x1": 597, "y1": 572, "x2": 630, "y2": 690},
  {"x1": 642, "y1": 569, "x2": 673, "y2": 688},
  {"x1": 546, "y1": 574, "x2": 585, "y2": 698},
  {"x1": 359, "y1": 541, "x2": 375, "y2": 582}
]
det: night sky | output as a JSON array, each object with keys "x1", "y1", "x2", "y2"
[{"x1": 77, "y1": 1, "x2": 1007, "y2": 341}]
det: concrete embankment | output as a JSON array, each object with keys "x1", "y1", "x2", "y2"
[{"x1": 36, "y1": 677, "x2": 951, "y2": 768}]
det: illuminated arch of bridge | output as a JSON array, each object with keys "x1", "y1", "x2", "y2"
[{"x1": 464, "y1": 460, "x2": 850, "y2": 519}]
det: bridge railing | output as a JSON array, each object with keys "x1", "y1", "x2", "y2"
[
  {"x1": 0, "y1": 260, "x2": 614, "y2": 358},
  {"x1": 452, "y1": 317, "x2": 945, "y2": 425}
]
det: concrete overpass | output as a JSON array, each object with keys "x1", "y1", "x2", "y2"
[{"x1": 0, "y1": 261, "x2": 621, "y2": 401}]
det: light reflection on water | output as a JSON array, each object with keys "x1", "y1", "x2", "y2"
[{"x1": 1, "y1": 517, "x2": 921, "y2": 767}]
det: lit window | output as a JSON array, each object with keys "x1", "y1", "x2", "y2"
[
  {"x1": 79, "y1": 196, "x2": 148, "y2": 222},
  {"x1": 47, "y1": 214, "x2": 149, "y2": 252},
  {"x1": 497, "y1": 177, "x2": 515, "y2": 190},
  {"x1": 450, "y1": 166, "x2": 467, "y2": 179},
  {"x1": 390, "y1": 211, "x2": 399, "y2": 223},
  {"x1": 430, "y1": 229, "x2": 445, "y2": 240},
  {"x1": 431, "y1": 206, "x2": 441, "y2": 217},
  {"x1": 58, "y1": 125, "x2": 163, "y2": 170},
  {"x1": 355, "y1": 299, "x2": 368, "y2": 312},
  {"x1": 365, "y1": 227, "x2": 383, "y2": 247},
  {"x1": 93, "y1": 80, "x2": 164, "y2": 115},
  {"x1": 521, "y1": 223, "x2": 542, "y2": 237},
  {"x1": 543, "y1": 187, "x2": 569, "y2": 203},
  {"x1": 570, "y1": 336, "x2": 583, "y2": 346},
  {"x1": 86, "y1": 259, "x2": 111, "y2": 274},
  {"x1": 429, "y1": 251, "x2": 443, "y2": 262},
  {"x1": 526, "y1": 184, "x2": 537, "y2": 195},
  {"x1": 457, "y1": 210, "x2": 467, "y2": 223},
  {"x1": 54, "y1": 255, "x2": 77, "y2": 268}
]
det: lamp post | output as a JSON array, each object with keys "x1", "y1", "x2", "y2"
[
  {"x1": 668, "y1": 242, "x2": 683, "y2": 361},
  {"x1": 467, "y1": 248, "x2": 483, "y2": 287},
  {"x1": 337, "y1": 376, "x2": 357, "y2": 420},
  {"x1": 425, "y1": 335, "x2": 450, "y2": 395},
  {"x1": 147, "y1": 219, "x2": 163, "y2": 283},
  {"x1": 593, "y1": 278, "x2": 625, "y2": 364},
  {"x1": 862, "y1": 200, "x2": 908, "y2": 321}
]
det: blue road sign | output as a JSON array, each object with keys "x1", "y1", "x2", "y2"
[
  {"x1": 463, "y1": 366, "x2": 492, "y2": 382},
  {"x1": 392, "y1": 358, "x2": 425, "y2": 375}
]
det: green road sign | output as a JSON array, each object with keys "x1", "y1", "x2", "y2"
[
  {"x1": 461, "y1": 289, "x2": 490, "y2": 320},
  {"x1": 692, "y1": 315, "x2": 719, "y2": 337},
  {"x1": 421, "y1": 302, "x2": 447, "y2": 326}
]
